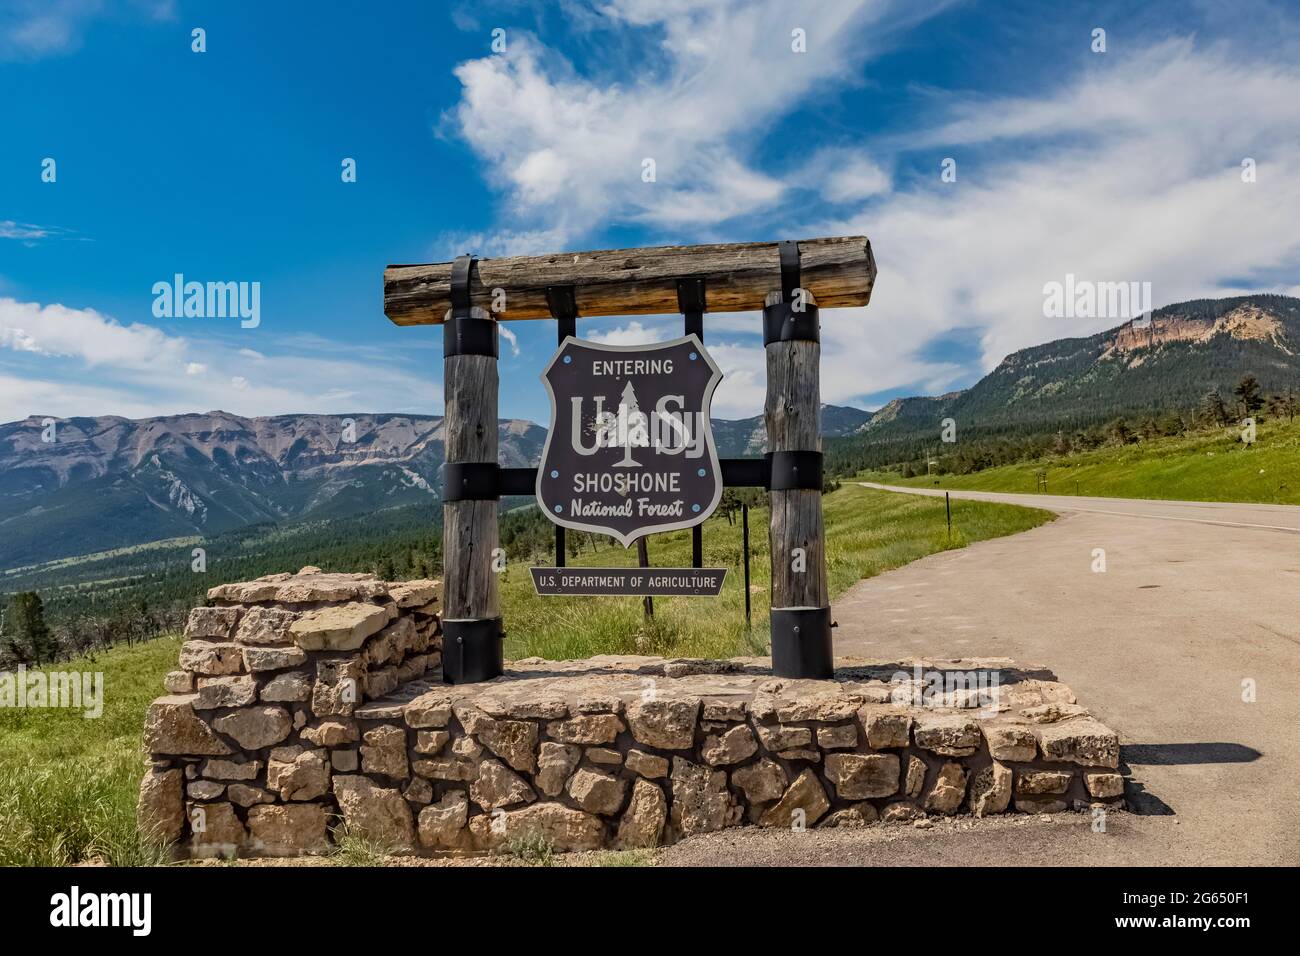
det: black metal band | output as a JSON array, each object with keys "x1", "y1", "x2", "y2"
[
  {"x1": 677, "y1": 277, "x2": 706, "y2": 338},
  {"x1": 442, "y1": 617, "x2": 504, "y2": 685},
  {"x1": 720, "y1": 457, "x2": 769, "y2": 487},
  {"x1": 767, "y1": 450, "x2": 823, "y2": 491},
  {"x1": 442, "y1": 462, "x2": 499, "y2": 501},
  {"x1": 548, "y1": 286, "x2": 577, "y2": 342},
  {"x1": 762, "y1": 300, "x2": 820, "y2": 344},
  {"x1": 444, "y1": 316, "x2": 499, "y2": 357},
  {"x1": 770, "y1": 606, "x2": 834, "y2": 679},
  {"x1": 778, "y1": 239, "x2": 800, "y2": 304},
  {"x1": 498, "y1": 467, "x2": 537, "y2": 496},
  {"x1": 450, "y1": 254, "x2": 474, "y2": 319}
]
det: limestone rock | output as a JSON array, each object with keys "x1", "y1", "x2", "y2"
[
  {"x1": 625, "y1": 749, "x2": 669, "y2": 779},
  {"x1": 405, "y1": 692, "x2": 454, "y2": 728},
  {"x1": 575, "y1": 695, "x2": 624, "y2": 715},
  {"x1": 587, "y1": 747, "x2": 622, "y2": 766},
  {"x1": 163, "y1": 671, "x2": 193, "y2": 694},
  {"x1": 184, "y1": 606, "x2": 240, "y2": 640},
  {"x1": 361, "y1": 725, "x2": 410, "y2": 779},
  {"x1": 772, "y1": 695, "x2": 861, "y2": 722},
  {"x1": 332, "y1": 750, "x2": 358, "y2": 772},
  {"x1": 701, "y1": 724, "x2": 758, "y2": 766},
  {"x1": 969, "y1": 761, "x2": 1013, "y2": 816},
  {"x1": 246, "y1": 803, "x2": 329, "y2": 856},
  {"x1": 290, "y1": 602, "x2": 391, "y2": 651},
  {"x1": 227, "y1": 784, "x2": 274, "y2": 807},
  {"x1": 188, "y1": 801, "x2": 247, "y2": 858},
  {"x1": 1014, "y1": 794, "x2": 1068, "y2": 814},
  {"x1": 546, "y1": 713, "x2": 623, "y2": 745},
  {"x1": 816, "y1": 724, "x2": 858, "y2": 750},
  {"x1": 754, "y1": 723, "x2": 812, "y2": 751},
  {"x1": 260, "y1": 671, "x2": 311, "y2": 703},
  {"x1": 212, "y1": 706, "x2": 292, "y2": 750},
  {"x1": 469, "y1": 803, "x2": 604, "y2": 852},
  {"x1": 137, "y1": 767, "x2": 184, "y2": 843},
  {"x1": 1084, "y1": 770, "x2": 1125, "y2": 798},
  {"x1": 984, "y1": 725, "x2": 1038, "y2": 762},
  {"x1": 234, "y1": 606, "x2": 297, "y2": 646},
  {"x1": 179, "y1": 641, "x2": 244, "y2": 676},
  {"x1": 332, "y1": 775, "x2": 415, "y2": 849},
  {"x1": 1036, "y1": 719, "x2": 1120, "y2": 768},
  {"x1": 403, "y1": 777, "x2": 433, "y2": 804},
  {"x1": 202, "y1": 758, "x2": 262, "y2": 781},
  {"x1": 144, "y1": 696, "x2": 232, "y2": 755},
  {"x1": 913, "y1": 713, "x2": 982, "y2": 756},
  {"x1": 669, "y1": 757, "x2": 737, "y2": 837},
  {"x1": 567, "y1": 767, "x2": 627, "y2": 816},
  {"x1": 274, "y1": 572, "x2": 388, "y2": 604},
  {"x1": 389, "y1": 579, "x2": 439, "y2": 608},
  {"x1": 193, "y1": 675, "x2": 257, "y2": 710},
  {"x1": 881, "y1": 802, "x2": 924, "y2": 822},
  {"x1": 267, "y1": 745, "x2": 330, "y2": 801},
  {"x1": 1016, "y1": 769, "x2": 1073, "y2": 795},
  {"x1": 860, "y1": 709, "x2": 912, "y2": 749},
  {"x1": 924, "y1": 762, "x2": 968, "y2": 815},
  {"x1": 297, "y1": 721, "x2": 354, "y2": 748},
  {"x1": 730, "y1": 758, "x2": 787, "y2": 803},
  {"x1": 759, "y1": 768, "x2": 830, "y2": 829},
  {"x1": 311, "y1": 658, "x2": 365, "y2": 717},
  {"x1": 824, "y1": 753, "x2": 900, "y2": 800},
  {"x1": 626, "y1": 697, "x2": 699, "y2": 750},
  {"x1": 187, "y1": 780, "x2": 224, "y2": 800},
  {"x1": 701, "y1": 699, "x2": 747, "y2": 721},
  {"x1": 418, "y1": 790, "x2": 469, "y2": 849},
  {"x1": 616, "y1": 779, "x2": 666, "y2": 848},
  {"x1": 820, "y1": 804, "x2": 878, "y2": 828},
  {"x1": 242, "y1": 646, "x2": 308, "y2": 672},
  {"x1": 1021, "y1": 702, "x2": 1090, "y2": 723},
  {"x1": 456, "y1": 704, "x2": 538, "y2": 772},
  {"x1": 905, "y1": 755, "x2": 927, "y2": 798},
  {"x1": 471, "y1": 757, "x2": 536, "y2": 810},
  {"x1": 415, "y1": 730, "x2": 450, "y2": 755}
]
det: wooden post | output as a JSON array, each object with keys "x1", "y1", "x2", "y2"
[
  {"x1": 764, "y1": 289, "x2": 832, "y2": 678},
  {"x1": 636, "y1": 537, "x2": 654, "y2": 620},
  {"x1": 442, "y1": 305, "x2": 503, "y2": 683}
]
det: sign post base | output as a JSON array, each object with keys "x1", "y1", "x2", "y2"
[
  {"x1": 442, "y1": 618, "x2": 504, "y2": 685},
  {"x1": 770, "y1": 606, "x2": 834, "y2": 679}
]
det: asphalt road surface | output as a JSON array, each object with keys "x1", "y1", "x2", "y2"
[{"x1": 661, "y1": 485, "x2": 1300, "y2": 867}]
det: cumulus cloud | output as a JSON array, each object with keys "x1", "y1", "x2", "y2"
[
  {"x1": 0, "y1": 296, "x2": 439, "y2": 422},
  {"x1": 449, "y1": 0, "x2": 950, "y2": 246}
]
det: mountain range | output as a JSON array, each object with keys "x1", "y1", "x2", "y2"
[
  {"x1": 4, "y1": 293, "x2": 1296, "y2": 571},
  {"x1": 0, "y1": 406, "x2": 869, "y2": 570}
]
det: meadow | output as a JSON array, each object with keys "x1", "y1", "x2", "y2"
[
  {"x1": 862, "y1": 418, "x2": 1300, "y2": 505},
  {"x1": 0, "y1": 485, "x2": 1050, "y2": 865}
]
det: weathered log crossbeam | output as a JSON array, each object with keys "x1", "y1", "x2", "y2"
[{"x1": 384, "y1": 236, "x2": 876, "y2": 325}]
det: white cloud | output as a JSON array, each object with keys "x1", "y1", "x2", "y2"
[
  {"x1": 0, "y1": 0, "x2": 174, "y2": 60},
  {"x1": 449, "y1": 0, "x2": 950, "y2": 245},
  {"x1": 585, "y1": 320, "x2": 676, "y2": 346},
  {"x1": 0, "y1": 296, "x2": 441, "y2": 422}
]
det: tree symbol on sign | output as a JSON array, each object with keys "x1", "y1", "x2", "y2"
[{"x1": 614, "y1": 380, "x2": 649, "y2": 468}]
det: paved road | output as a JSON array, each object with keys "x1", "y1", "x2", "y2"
[{"x1": 664, "y1": 485, "x2": 1300, "y2": 866}]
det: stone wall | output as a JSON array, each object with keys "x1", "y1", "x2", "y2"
[
  {"x1": 139, "y1": 573, "x2": 1124, "y2": 858},
  {"x1": 138, "y1": 569, "x2": 441, "y2": 857}
]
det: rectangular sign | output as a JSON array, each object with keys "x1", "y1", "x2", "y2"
[{"x1": 530, "y1": 566, "x2": 727, "y2": 597}]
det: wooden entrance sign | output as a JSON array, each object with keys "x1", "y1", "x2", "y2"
[{"x1": 384, "y1": 237, "x2": 876, "y2": 683}]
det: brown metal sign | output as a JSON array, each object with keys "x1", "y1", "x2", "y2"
[
  {"x1": 530, "y1": 567, "x2": 727, "y2": 596},
  {"x1": 536, "y1": 334, "x2": 723, "y2": 546}
]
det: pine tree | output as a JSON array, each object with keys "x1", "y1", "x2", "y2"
[{"x1": 4, "y1": 592, "x2": 54, "y2": 665}]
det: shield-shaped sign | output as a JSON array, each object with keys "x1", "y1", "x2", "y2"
[{"x1": 537, "y1": 334, "x2": 724, "y2": 547}]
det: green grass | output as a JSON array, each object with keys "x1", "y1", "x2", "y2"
[
  {"x1": 0, "y1": 636, "x2": 181, "y2": 866},
  {"x1": 861, "y1": 418, "x2": 1300, "y2": 505},
  {"x1": 499, "y1": 484, "x2": 1051, "y2": 660},
  {"x1": 0, "y1": 487, "x2": 1050, "y2": 866}
]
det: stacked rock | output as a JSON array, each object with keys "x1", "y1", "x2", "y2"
[{"x1": 138, "y1": 569, "x2": 440, "y2": 857}]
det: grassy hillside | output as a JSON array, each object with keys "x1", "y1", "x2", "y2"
[
  {"x1": 862, "y1": 418, "x2": 1300, "y2": 504},
  {"x1": 0, "y1": 486, "x2": 1050, "y2": 866}
]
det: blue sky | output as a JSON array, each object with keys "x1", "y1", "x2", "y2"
[{"x1": 2, "y1": 0, "x2": 1299, "y2": 424}]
